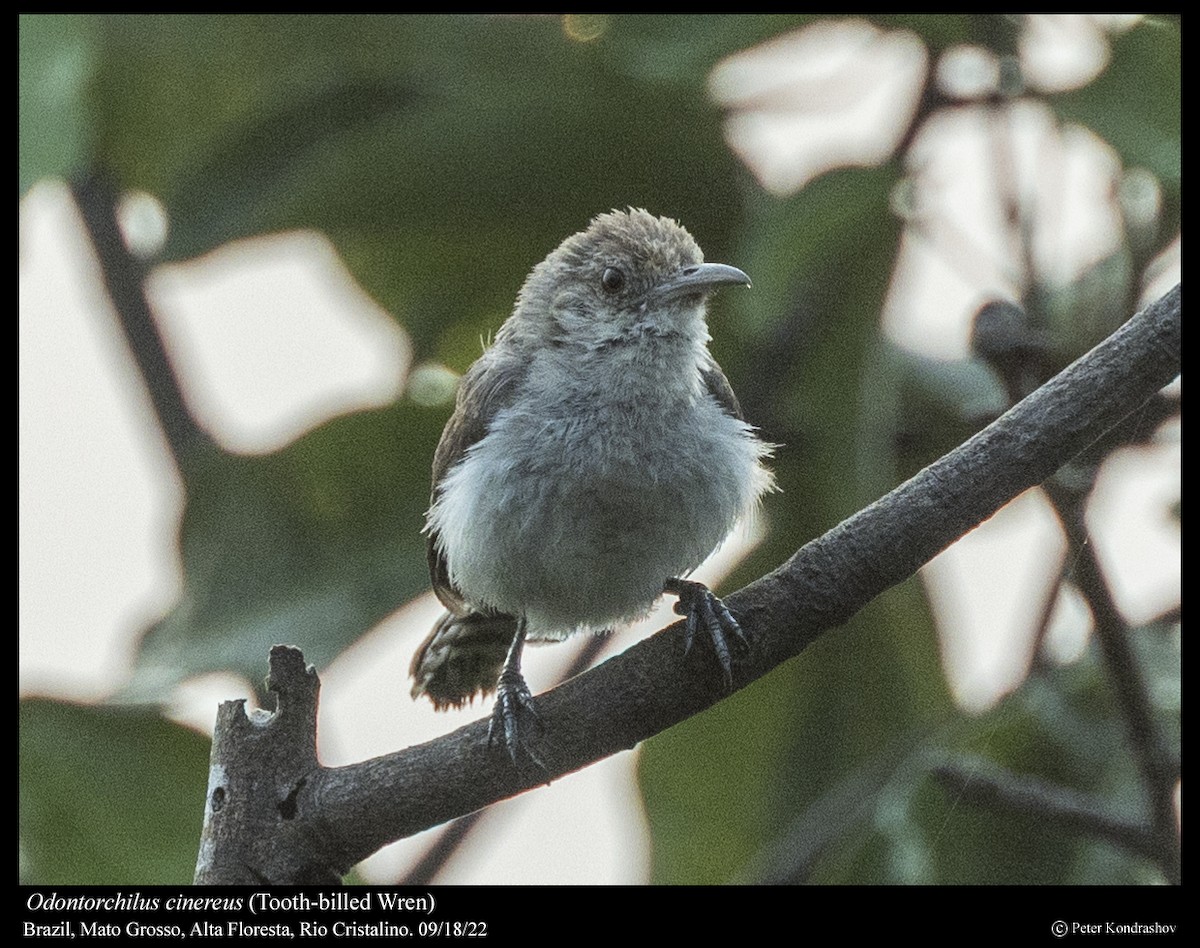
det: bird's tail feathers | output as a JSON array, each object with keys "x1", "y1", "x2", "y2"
[{"x1": 410, "y1": 610, "x2": 518, "y2": 710}]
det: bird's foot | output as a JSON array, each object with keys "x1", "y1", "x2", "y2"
[
  {"x1": 487, "y1": 667, "x2": 546, "y2": 772},
  {"x1": 665, "y1": 578, "x2": 750, "y2": 691}
]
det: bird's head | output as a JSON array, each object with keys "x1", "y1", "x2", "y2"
[{"x1": 508, "y1": 208, "x2": 750, "y2": 350}]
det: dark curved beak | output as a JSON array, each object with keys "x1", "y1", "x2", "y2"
[{"x1": 655, "y1": 262, "x2": 752, "y2": 302}]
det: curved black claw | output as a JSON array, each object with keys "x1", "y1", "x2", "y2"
[
  {"x1": 665, "y1": 578, "x2": 750, "y2": 691},
  {"x1": 487, "y1": 667, "x2": 546, "y2": 772}
]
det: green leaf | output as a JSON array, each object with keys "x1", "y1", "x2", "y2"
[
  {"x1": 865, "y1": 13, "x2": 984, "y2": 54},
  {"x1": 19, "y1": 14, "x2": 96, "y2": 194},
  {"x1": 876, "y1": 344, "x2": 1012, "y2": 479},
  {"x1": 129, "y1": 401, "x2": 445, "y2": 694},
  {"x1": 734, "y1": 728, "x2": 933, "y2": 883},
  {"x1": 915, "y1": 658, "x2": 1151, "y2": 884},
  {"x1": 20, "y1": 699, "x2": 209, "y2": 884},
  {"x1": 1053, "y1": 21, "x2": 1180, "y2": 221}
]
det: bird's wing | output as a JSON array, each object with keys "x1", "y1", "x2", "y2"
[
  {"x1": 427, "y1": 350, "x2": 528, "y2": 615},
  {"x1": 700, "y1": 356, "x2": 745, "y2": 421}
]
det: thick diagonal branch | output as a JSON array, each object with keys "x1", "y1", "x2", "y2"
[{"x1": 199, "y1": 285, "x2": 1180, "y2": 883}]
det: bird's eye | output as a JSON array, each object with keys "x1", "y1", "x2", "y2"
[{"x1": 600, "y1": 267, "x2": 625, "y2": 293}]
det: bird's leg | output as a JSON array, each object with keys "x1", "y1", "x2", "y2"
[
  {"x1": 487, "y1": 617, "x2": 545, "y2": 769},
  {"x1": 664, "y1": 578, "x2": 750, "y2": 691}
]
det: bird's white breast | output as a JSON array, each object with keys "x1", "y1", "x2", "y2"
[{"x1": 427, "y1": 355, "x2": 772, "y2": 639}]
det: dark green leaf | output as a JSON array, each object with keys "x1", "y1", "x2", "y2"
[
  {"x1": 19, "y1": 14, "x2": 96, "y2": 194},
  {"x1": 865, "y1": 13, "x2": 984, "y2": 54},
  {"x1": 129, "y1": 400, "x2": 445, "y2": 693},
  {"x1": 20, "y1": 699, "x2": 209, "y2": 884},
  {"x1": 912, "y1": 656, "x2": 1157, "y2": 884},
  {"x1": 1053, "y1": 21, "x2": 1180, "y2": 221}
]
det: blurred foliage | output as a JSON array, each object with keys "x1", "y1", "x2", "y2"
[
  {"x1": 18, "y1": 14, "x2": 95, "y2": 195},
  {"x1": 19, "y1": 700, "x2": 209, "y2": 884},
  {"x1": 19, "y1": 14, "x2": 1179, "y2": 884},
  {"x1": 1054, "y1": 22, "x2": 1181, "y2": 214},
  {"x1": 130, "y1": 403, "x2": 446, "y2": 696}
]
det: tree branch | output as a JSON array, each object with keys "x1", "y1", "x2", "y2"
[
  {"x1": 1041, "y1": 434, "x2": 1180, "y2": 888},
  {"x1": 196, "y1": 284, "x2": 1180, "y2": 883},
  {"x1": 71, "y1": 172, "x2": 211, "y2": 472},
  {"x1": 932, "y1": 757, "x2": 1162, "y2": 864},
  {"x1": 397, "y1": 631, "x2": 612, "y2": 884},
  {"x1": 1043, "y1": 475, "x2": 1182, "y2": 884}
]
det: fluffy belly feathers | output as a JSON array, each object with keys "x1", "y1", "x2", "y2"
[{"x1": 427, "y1": 399, "x2": 768, "y2": 638}]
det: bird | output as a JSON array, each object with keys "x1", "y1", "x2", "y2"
[{"x1": 410, "y1": 208, "x2": 775, "y2": 765}]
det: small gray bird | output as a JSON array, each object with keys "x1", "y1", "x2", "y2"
[{"x1": 411, "y1": 208, "x2": 774, "y2": 762}]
